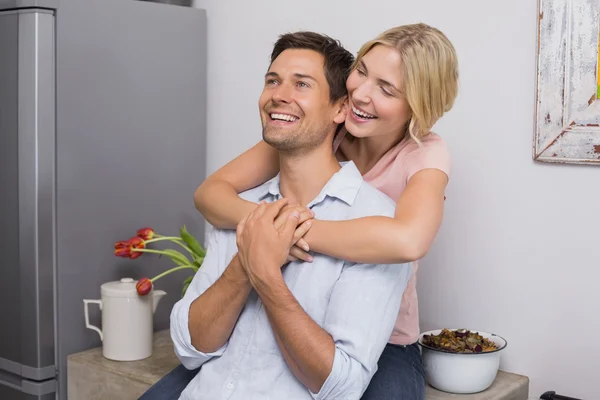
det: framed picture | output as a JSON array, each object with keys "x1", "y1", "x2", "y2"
[{"x1": 534, "y1": 0, "x2": 600, "y2": 165}]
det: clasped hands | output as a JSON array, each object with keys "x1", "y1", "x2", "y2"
[{"x1": 235, "y1": 198, "x2": 314, "y2": 289}]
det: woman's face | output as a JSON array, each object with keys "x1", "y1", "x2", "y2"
[{"x1": 345, "y1": 45, "x2": 412, "y2": 139}]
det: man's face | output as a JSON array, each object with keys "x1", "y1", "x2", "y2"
[{"x1": 259, "y1": 49, "x2": 345, "y2": 154}]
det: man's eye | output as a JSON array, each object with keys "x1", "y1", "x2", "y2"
[
  {"x1": 266, "y1": 79, "x2": 279, "y2": 85},
  {"x1": 297, "y1": 81, "x2": 309, "y2": 88}
]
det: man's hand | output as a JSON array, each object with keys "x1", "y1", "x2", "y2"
[
  {"x1": 236, "y1": 198, "x2": 300, "y2": 289},
  {"x1": 273, "y1": 203, "x2": 314, "y2": 263}
]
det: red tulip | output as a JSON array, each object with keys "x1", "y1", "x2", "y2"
[
  {"x1": 115, "y1": 240, "x2": 129, "y2": 248},
  {"x1": 114, "y1": 240, "x2": 129, "y2": 257},
  {"x1": 129, "y1": 251, "x2": 142, "y2": 259},
  {"x1": 128, "y1": 237, "x2": 145, "y2": 259},
  {"x1": 137, "y1": 227, "x2": 155, "y2": 241},
  {"x1": 114, "y1": 237, "x2": 146, "y2": 259},
  {"x1": 114, "y1": 247, "x2": 129, "y2": 257},
  {"x1": 114, "y1": 240, "x2": 130, "y2": 258},
  {"x1": 136, "y1": 277, "x2": 153, "y2": 296}
]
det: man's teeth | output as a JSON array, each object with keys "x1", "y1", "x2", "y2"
[
  {"x1": 271, "y1": 113, "x2": 298, "y2": 122},
  {"x1": 352, "y1": 106, "x2": 376, "y2": 119}
]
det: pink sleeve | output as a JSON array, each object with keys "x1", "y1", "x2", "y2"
[
  {"x1": 404, "y1": 137, "x2": 451, "y2": 183},
  {"x1": 332, "y1": 128, "x2": 347, "y2": 152}
]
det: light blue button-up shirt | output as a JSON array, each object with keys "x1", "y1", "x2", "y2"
[{"x1": 170, "y1": 161, "x2": 412, "y2": 400}]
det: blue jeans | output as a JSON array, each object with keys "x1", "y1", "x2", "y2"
[
  {"x1": 138, "y1": 364, "x2": 200, "y2": 400},
  {"x1": 138, "y1": 342, "x2": 425, "y2": 400},
  {"x1": 361, "y1": 343, "x2": 425, "y2": 400}
]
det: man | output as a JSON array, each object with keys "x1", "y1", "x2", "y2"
[{"x1": 169, "y1": 32, "x2": 412, "y2": 400}]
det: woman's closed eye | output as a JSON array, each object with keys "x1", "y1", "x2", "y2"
[{"x1": 381, "y1": 86, "x2": 394, "y2": 97}]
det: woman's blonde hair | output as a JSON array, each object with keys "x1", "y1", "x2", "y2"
[{"x1": 353, "y1": 23, "x2": 459, "y2": 144}]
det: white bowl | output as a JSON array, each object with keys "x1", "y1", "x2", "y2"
[{"x1": 418, "y1": 329, "x2": 507, "y2": 394}]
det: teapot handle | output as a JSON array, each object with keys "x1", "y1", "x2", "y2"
[{"x1": 83, "y1": 299, "x2": 103, "y2": 341}]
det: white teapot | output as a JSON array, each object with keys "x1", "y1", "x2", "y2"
[{"x1": 83, "y1": 277, "x2": 167, "y2": 361}]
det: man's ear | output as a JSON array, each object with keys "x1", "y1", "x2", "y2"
[{"x1": 333, "y1": 96, "x2": 348, "y2": 124}]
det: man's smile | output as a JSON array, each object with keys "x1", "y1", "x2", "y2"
[{"x1": 270, "y1": 113, "x2": 299, "y2": 122}]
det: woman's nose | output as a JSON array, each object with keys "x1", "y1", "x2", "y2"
[{"x1": 352, "y1": 83, "x2": 372, "y2": 105}]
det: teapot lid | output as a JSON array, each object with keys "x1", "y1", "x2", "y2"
[{"x1": 101, "y1": 277, "x2": 144, "y2": 298}]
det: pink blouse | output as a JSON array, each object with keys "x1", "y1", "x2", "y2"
[{"x1": 333, "y1": 131, "x2": 451, "y2": 345}]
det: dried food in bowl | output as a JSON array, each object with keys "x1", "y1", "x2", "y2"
[
  {"x1": 418, "y1": 329, "x2": 507, "y2": 394},
  {"x1": 422, "y1": 328, "x2": 497, "y2": 353}
]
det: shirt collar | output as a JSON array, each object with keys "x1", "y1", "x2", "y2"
[{"x1": 258, "y1": 161, "x2": 363, "y2": 207}]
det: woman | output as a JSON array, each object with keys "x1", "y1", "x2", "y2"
[
  {"x1": 194, "y1": 23, "x2": 459, "y2": 400},
  {"x1": 142, "y1": 23, "x2": 458, "y2": 400}
]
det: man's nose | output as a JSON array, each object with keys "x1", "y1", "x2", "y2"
[{"x1": 272, "y1": 83, "x2": 293, "y2": 103}]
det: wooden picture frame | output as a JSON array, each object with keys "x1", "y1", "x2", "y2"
[{"x1": 534, "y1": 0, "x2": 600, "y2": 164}]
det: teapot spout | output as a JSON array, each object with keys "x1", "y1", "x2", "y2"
[{"x1": 151, "y1": 290, "x2": 167, "y2": 313}]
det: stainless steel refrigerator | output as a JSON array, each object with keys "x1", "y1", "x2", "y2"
[{"x1": 0, "y1": 0, "x2": 207, "y2": 398}]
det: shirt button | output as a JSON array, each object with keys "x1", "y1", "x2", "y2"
[{"x1": 226, "y1": 382, "x2": 234, "y2": 390}]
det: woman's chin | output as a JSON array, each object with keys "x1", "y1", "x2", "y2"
[{"x1": 344, "y1": 119, "x2": 374, "y2": 138}]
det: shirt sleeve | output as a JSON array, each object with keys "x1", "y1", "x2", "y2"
[
  {"x1": 404, "y1": 136, "x2": 452, "y2": 183},
  {"x1": 312, "y1": 261, "x2": 412, "y2": 399},
  {"x1": 169, "y1": 228, "x2": 230, "y2": 370}
]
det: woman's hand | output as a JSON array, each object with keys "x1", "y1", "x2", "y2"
[{"x1": 272, "y1": 202, "x2": 314, "y2": 263}]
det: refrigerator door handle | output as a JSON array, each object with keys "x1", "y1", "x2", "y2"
[{"x1": 83, "y1": 299, "x2": 104, "y2": 341}]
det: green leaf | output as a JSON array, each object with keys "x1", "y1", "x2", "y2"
[
  {"x1": 181, "y1": 275, "x2": 194, "y2": 298},
  {"x1": 181, "y1": 281, "x2": 191, "y2": 298},
  {"x1": 162, "y1": 249, "x2": 190, "y2": 266},
  {"x1": 180, "y1": 225, "x2": 206, "y2": 258},
  {"x1": 193, "y1": 254, "x2": 204, "y2": 267}
]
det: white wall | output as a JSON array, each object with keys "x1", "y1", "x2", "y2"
[{"x1": 194, "y1": 0, "x2": 600, "y2": 398}]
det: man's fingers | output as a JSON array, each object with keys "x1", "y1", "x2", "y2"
[
  {"x1": 273, "y1": 206, "x2": 299, "y2": 231},
  {"x1": 245, "y1": 201, "x2": 263, "y2": 223},
  {"x1": 250, "y1": 201, "x2": 269, "y2": 219},
  {"x1": 235, "y1": 219, "x2": 246, "y2": 248},
  {"x1": 274, "y1": 206, "x2": 311, "y2": 231},
  {"x1": 296, "y1": 208, "x2": 313, "y2": 225},
  {"x1": 236, "y1": 218, "x2": 246, "y2": 234},
  {"x1": 263, "y1": 197, "x2": 291, "y2": 221},
  {"x1": 280, "y1": 209, "x2": 300, "y2": 241}
]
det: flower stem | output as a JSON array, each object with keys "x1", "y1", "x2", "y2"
[
  {"x1": 144, "y1": 236, "x2": 180, "y2": 244},
  {"x1": 144, "y1": 237, "x2": 194, "y2": 256},
  {"x1": 171, "y1": 240, "x2": 194, "y2": 256},
  {"x1": 154, "y1": 234, "x2": 184, "y2": 241},
  {"x1": 133, "y1": 248, "x2": 170, "y2": 256},
  {"x1": 150, "y1": 265, "x2": 197, "y2": 282}
]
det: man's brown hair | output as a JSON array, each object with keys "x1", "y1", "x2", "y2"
[{"x1": 270, "y1": 31, "x2": 354, "y2": 103}]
